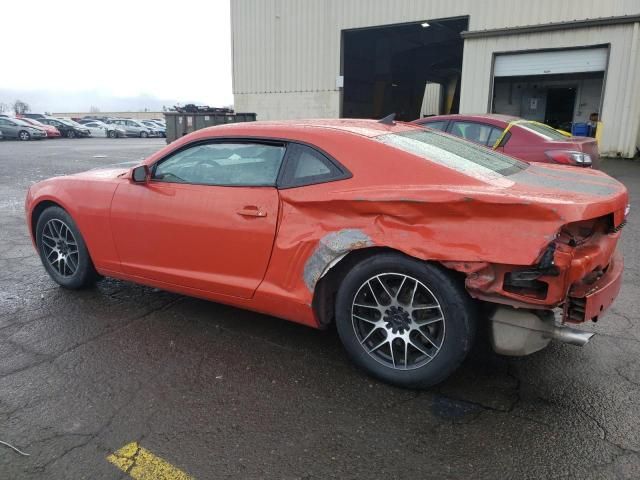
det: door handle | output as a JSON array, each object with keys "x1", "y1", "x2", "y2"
[{"x1": 237, "y1": 206, "x2": 267, "y2": 217}]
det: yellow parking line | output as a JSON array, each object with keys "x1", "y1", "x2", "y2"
[{"x1": 107, "y1": 442, "x2": 194, "y2": 480}]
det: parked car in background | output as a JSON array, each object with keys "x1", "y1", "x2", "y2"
[
  {"x1": 107, "y1": 119, "x2": 152, "y2": 137},
  {"x1": 413, "y1": 114, "x2": 599, "y2": 168},
  {"x1": 21, "y1": 113, "x2": 48, "y2": 121},
  {"x1": 38, "y1": 118, "x2": 90, "y2": 138},
  {"x1": 82, "y1": 120, "x2": 126, "y2": 138},
  {"x1": 18, "y1": 117, "x2": 61, "y2": 138},
  {"x1": 0, "y1": 117, "x2": 47, "y2": 140},
  {"x1": 141, "y1": 120, "x2": 166, "y2": 137},
  {"x1": 25, "y1": 119, "x2": 628, "y2": 388}
]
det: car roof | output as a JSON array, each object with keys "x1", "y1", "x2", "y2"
[
  {"x1": 202, "y1": 118, "x2": 422, "y2": 138},
  {"x1": 417, "y1": 113, "x2": 520, "y2": 125}
]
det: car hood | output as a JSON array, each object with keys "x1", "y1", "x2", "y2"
[{"x1": 71, "y1": 161, "x2": 140, "y2": 180}]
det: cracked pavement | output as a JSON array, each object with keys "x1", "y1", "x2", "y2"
[{"x1": 0, "y1": 138, "x2": 639, "y2": 479}]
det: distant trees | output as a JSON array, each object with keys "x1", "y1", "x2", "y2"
[{"x1": 12, "y1": 100, "x2": 30, "y2": 115}]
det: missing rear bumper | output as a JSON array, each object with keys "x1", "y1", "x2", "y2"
[{"x1": 489, "y1": 306, "x2": 594, "y2": 356}]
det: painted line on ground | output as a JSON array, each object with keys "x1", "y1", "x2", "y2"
[{"x1": 107, "y1": 441, "x2": 193, "y2": 480}]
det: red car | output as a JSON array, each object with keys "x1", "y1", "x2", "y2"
[
  {"x1": 414, "y1": 114, "x2": 599, "y2": 168},
  {"x1": 18, "y1": 117, "x2": 61, "y2": 138},
  {"x1": 25, "y1": 119, "x2": 628, "y2": 388}
]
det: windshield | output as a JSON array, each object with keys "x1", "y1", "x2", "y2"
[
  {"x1": 376, "y1": 129, "x2": 528, "y2": 177},
  {"x1": 519, "y1": 121, "x2": 568, "y2": 140}
]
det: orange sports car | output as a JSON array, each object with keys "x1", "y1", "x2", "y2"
[{"x1": 25, "y1": 119, "x2": 628, "y2": 388}]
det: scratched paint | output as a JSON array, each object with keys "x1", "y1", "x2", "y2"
[
  {"x1": 107, "y1": 442, "x2": 193, "y2": 480},
  {"x1": 303, "y1": 228, "x2": 373, "y2": 291}
]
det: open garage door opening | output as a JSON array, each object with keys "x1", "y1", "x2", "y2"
[
  {"x1": 491, "y1": 47, "x2": 608, "y2": 134},
  {"x1": 341, "y1": 17, "x2": 468, "y2": 121}
]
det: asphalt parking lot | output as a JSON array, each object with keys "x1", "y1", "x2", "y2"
[{"x1": 0, "y1": 138, "x2": 639, "y2": 479}]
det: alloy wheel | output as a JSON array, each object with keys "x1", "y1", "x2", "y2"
[
  {"x1": 351, "y1": 273, "x2": 445, "y2": 370},
  {"x1": 41, "y1": 219, "x2": 79, "y2": 277}
]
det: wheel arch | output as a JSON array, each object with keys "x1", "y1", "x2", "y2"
[
  {"x1": 30, "y1": 199, "x2": 66, "y2": 244},
  {"x1": 311, "y1": 246, "x2": 466, "y2": 327}
]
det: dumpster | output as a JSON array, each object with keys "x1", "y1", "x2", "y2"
[{"x1": 164, "y1": 111, "x2": 257, "y2": 144}]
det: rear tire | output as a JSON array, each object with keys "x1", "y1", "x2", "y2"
[
  {"x1": 35, "y1": 206, "x2": 99, "y2": 289},
  {"x1": 108, "y1": 130, "x2": 116, "y2": 138},
  {"x1": 335, "y1": 253, "x2": 476, "y2": 389}
]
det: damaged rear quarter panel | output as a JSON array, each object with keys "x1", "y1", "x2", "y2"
[{"x1": 257, "y1": 184, "x2": 572, "y2": 319}]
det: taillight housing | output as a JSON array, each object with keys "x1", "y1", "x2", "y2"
[{"x1": 545, "y1": 150, "x2": 592, "y2": 167}]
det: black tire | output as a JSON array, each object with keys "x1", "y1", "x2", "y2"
[
  {"x1": 35, "y1": 206, "x2": 99, "y2": 289},
  {"x1": 335, "y1": 253, "x2": 476, "y2": 389},
  {"x1": 108, "y1": 130, "x2": 116, "y2": 138},
  {"x1": 140, "y1": 131, "x2": 148, "y2": 138},
  {"x1": 66, "y1": 130, "x2": 75, "y2": 139},
  {"x1": 18, "y1": 130, "x2": 31, "y2": 141}
]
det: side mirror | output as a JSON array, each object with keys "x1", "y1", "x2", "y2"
[{"x1": 131, "y1": 165, "x2": 150, "y2": 183}]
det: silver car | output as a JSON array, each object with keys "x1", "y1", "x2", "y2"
[
  {"x1": 107, "y1": 119, "x2": 152, "y2": 138},
  {"x1": 0, "y1": 117, "x2": 47, "y2": 140},
  {"x1": 83, "y1": 120, "x2": 126, "y2": 138}
]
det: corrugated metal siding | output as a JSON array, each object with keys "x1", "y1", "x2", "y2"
[{"x1": 232, "y1": 0, "x2": 640, "y2": 94}]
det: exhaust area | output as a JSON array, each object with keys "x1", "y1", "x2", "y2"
[
  {"x1": 550, "y1": 326, "x2": 595, "y2": 346},
  {"x1": 490, "y1": 306, "x2": 595, "y2": 356}
]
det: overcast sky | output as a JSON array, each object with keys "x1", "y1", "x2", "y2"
[{"x1": 0, "y1": 0, "x2": 233, "y2": 112}]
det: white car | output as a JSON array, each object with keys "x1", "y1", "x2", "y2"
[{"x1": 83, "y1": 120, "x2": 126, "y2": 138}]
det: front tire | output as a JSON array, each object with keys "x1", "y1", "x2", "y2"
[
  {"x1": 108, "y1": 130, "x2": 116, "y2": 138},
  {"x1": 18, "y1": 130, "x2": 31, "y2": 141},
  {"x1": 66, "y1": 130, "x2": 75, "y2": 139},
  {"x1": 35, "y1": 206, "x2": 99, "y2": 289},
  {"x1": 335, "y1": 253, "x2": 476, "y2": 389},
  {"x1": 140, "y1": 131, "x2": 148, "y2": 138}
]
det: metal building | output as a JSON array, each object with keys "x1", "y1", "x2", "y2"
[{"x1": 231, "y1": 0, "x2": 640, "y2": 158}]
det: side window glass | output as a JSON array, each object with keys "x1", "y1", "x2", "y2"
[
  {"x1": 487, "y1": 127, "x2": 503, "y2": 147},
  {"x1": 152, "y1": 142, "x2": 285, "y2": 186},
  {"x1": 423, "y1": 120, "x2": 446, "y2": 131},
  {"x1": 280, "y1": 144, "x2": 346, "y2": 188},
  {"x1": 450, "y1": 121, "x2": 494, "y2": 145}
]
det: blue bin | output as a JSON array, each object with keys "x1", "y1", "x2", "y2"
[{"x1": 572, "y1": 123, "x2": 590, "y2": 137}]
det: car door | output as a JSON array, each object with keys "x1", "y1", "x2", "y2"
[
  {"x1": 0, "y1": 118, "x2": 17, "y2": 138},
  {"x1": 45, "y1": 119, "x2": 65, "y2": 135},
  {"x1": 86, "y1": 122, "x2": 106, "y2": 137},
  {"x1": 109, "y1": 140, "x2": 285, "y2": 299},
  {"x1": 126, "y1": 120, "x2": 140, "y2": 135}
]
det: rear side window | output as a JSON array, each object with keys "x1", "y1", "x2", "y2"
[
  {"x1": 376, "y1": 129, "x2": 528, "y2": 177},
  {"x1": 278, "y1": 144, "x2": 349, "y2": 188},
  {"x1": 421, "y1": 120, "x2": 447, "y2": 131},
  {"x1": 450, "y1": 121, "x2": 503, "y2": 146}
]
